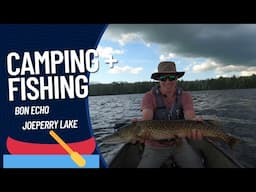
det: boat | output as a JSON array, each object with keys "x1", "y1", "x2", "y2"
[{"x1": 108, "y1": 122, "x2": 244, "y2": 168}]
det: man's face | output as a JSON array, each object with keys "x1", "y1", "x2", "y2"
[{"x1": 159, "y1": 74, "x2": 177, "y2": 92}]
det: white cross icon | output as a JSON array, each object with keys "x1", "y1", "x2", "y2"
[{"x1": 105, "y1": 55, "x2": 118, "y2": 68}]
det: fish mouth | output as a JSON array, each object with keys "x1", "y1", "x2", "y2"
[{"x1": 102, "y1": 135, "x2": 127, "y2": 144}]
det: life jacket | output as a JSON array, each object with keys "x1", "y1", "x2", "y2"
[{"x1": 152, "y1": 85, "x2": 184, "y2": 120}]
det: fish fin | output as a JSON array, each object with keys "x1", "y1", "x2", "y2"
[
  {"x1": 173, "y1": 135, "x2": 180, "y2": 140},
  {"x1": 203, "y1": 119, "x2": 222, "y2": 127},
  {"x1": 227, "y1": 134, "x2": 240, "y2": 149},
  {"x1": 135, "y1": 135, "x2": 146, "y2": 143},
  {"x1": 173, "y1": 135, "x2": 183, "y2": 145}
]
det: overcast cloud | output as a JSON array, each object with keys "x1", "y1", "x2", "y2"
[{"x1": 104, "y1": 24, "x2": 256, "y2": 67}]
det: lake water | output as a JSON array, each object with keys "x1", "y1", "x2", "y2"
[{"x1": 89, "y1": 88, "x2": 256, "y2": 168}]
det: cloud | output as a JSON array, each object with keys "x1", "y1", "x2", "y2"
[
  {"x1": 240, "y1": 67, "x2": 256, "y2": 76},
  {"x1": 108, "y1": 65, "x2": 143, "y2": 74},
  {"x1": 192, "y1": 60, "x2": 219, "y2": 73},
  {"x1": 103, "y1": 29, "x2": 151, "y2": 47},
  {"x1": 186, "y1": 59, "x2": 256, "y2": 78},
  {"x1": 159, "y1": 52, "x2": 176, "y2": 61},
  {"x1": 96, "y1": 46, "x2": 124, "y2": 59},
  {"x1": 216, "y1": 65, "x2": 256, "y2": 77},
  {"x1": 118, "y1": 33, "x2": 141, "y2": 46},
  {"x1": 103, "y1": 24, "x2": 256, "y2": 67}
]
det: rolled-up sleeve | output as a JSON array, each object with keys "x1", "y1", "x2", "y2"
[
  {"x1": 141, "y1": 91, "x2": 155, "y2": 111},
  {"x1": 181, "y1": 91, "x2": 195, "y2": 112}
]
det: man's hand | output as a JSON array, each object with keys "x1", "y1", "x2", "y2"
[
  {"x1": 189, "y1": 129, "x2": 203, "y2": 140},
  {"x1": 130, "y1": 118, "x2": 145, "y2": 144},
  {"x1": 131, "y1": 118, "x2": 139, "y2": 123},
  {"x1": 187, "y1": 116, "x2": 204, "y2": 140}
]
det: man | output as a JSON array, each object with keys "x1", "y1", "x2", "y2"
[{"x1": 137, "y1": 61, "x2": 204, "y2": 168}]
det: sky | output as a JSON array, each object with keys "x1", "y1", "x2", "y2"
[{"x1": 90, "y1": 24, "x2": 256, "y2": 84}]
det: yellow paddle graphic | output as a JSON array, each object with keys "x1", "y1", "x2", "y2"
[{"x1": 49, "y1": 130, "x2": 86, "y2": 167}]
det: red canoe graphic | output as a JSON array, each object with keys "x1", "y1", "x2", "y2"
[{"x1": 7, "y1": 136, "x2": 96, "y2": 154}]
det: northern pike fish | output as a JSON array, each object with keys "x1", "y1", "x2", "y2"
[{"x1": 102, "y1": 120, "x2": 240, "y2": 148}]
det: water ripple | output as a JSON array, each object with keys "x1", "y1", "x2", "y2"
[{"x1": 89, "y1": 89, "x2": 256, "y2": 168}]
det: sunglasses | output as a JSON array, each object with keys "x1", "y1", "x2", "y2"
[{"x1": 159, "y1": 75, "x2": 177, "y2": 81}]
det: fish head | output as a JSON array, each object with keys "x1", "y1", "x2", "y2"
[{"x1": 102, "y1": 122, "x2": 141, "y2": 144}]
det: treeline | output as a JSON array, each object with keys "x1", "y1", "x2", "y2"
[
  {"x1": 179, "y1": 74, "x2": 256, "y2": 91},
  {"x1": 89, "y1": 74, "x2": 256, "y2": 96}
]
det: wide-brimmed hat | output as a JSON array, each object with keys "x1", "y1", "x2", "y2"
[{"x1": 151, "y1": 61, "x2": 185, "y2": 80}]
